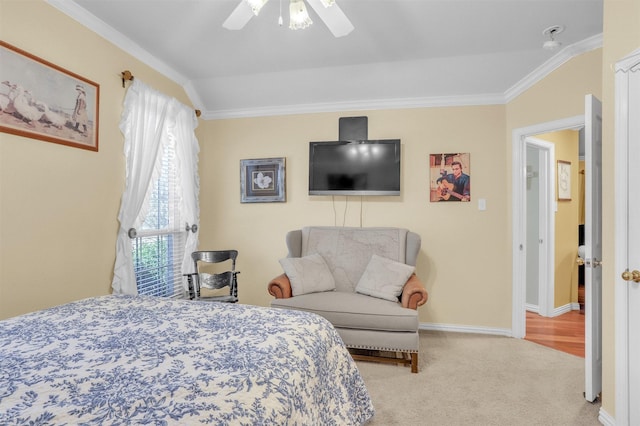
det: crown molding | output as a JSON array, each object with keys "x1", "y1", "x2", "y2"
[
  {"x1": 201, "y1": 93, "x2": 506, "y2": 120},
  {"x1": 504, "y1": 33, "x2": 603, "y2": 103},
  {"x1": 46, "y1": 0, "x2": 188, "y2": 86}
]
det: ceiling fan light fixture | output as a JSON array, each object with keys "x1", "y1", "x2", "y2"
[
  {"x1": 245, "y1": 0, "x2": 269, "y2": 16},
  {"x1": 543, "y1": 39, "x2": 561, "y2": 50},
  {"x1": 542, "y1": 25, "x2": 564, "y2": 50},
  {"x1": 290, "y1": 0, "x2": 312, "y2": 30}
]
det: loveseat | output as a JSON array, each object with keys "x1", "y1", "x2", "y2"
[{"x1": 268, "y1": 226, "x2": 428, "y2": 373}]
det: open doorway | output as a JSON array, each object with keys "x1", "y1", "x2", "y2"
[
  {"x1": 522, "y1": 133, "x2": 585, "y2": 357},
  {"x1": 511, "y1": 115, "x2": 585, "y2": 339},
  {"x1": 512, "y1": 95, "x2": 603, "y2": 402}
]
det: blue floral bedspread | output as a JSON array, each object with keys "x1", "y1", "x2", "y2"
[{"x1": 0, "y1": 295, "x2": 374, "y2": 425}]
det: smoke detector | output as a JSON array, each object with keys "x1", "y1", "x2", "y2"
[{"x1": 542, "y1": 25, "x2": 565, "y2": 50}]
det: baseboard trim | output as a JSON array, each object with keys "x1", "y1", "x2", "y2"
[
  {"x1": 553, "y1": 303, "x2": 574, "y2": 317},
  {"x1": 570, "y1": 302, "x2": 582, "y2": 311},
  {"x1": 419, "y1": 322, "x2": 513, "y2": 337},
  {"x1": 598, "y1": 407, "x2": 615, "y2": 425},
  {"x1": 527, "y1": 303, "x2": 581, "y2": 318},
  {"x1": 424, "y1": 303, "x2": 582, "y2": 338}
]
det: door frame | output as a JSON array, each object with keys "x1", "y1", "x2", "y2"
[
  {"x1": 512, "y1": 115, "x2": 584, "y2": 338},
  {"x1": 613, "y1": 48, "x2": 640, "y2": 426},
  {"x1": 524, "y1": 137, "x2": 555, "y2": 317}
]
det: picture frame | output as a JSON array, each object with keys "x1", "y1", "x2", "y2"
[
  {"x1": 240, "y1": 157, "x2": 286, "y2": 203},
  {"x1": 0, "y1": 41, "x2": 99, "y2": 152},
  {"x1": 557, "y1": 160, "x2": 571, "y2": 200},
  {"x1": 429, "y1": 153, "x2": 471, "y2": 202}
]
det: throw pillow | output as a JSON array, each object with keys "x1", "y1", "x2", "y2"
[
  {"x1": 355, "y1": 254, "x2": 415, "y2": 302},
  {"x1": 279, "y1": 253, "x2": 336, "y2": 296}
]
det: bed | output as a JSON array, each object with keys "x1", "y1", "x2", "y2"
[{"x1": 0, "y1": 295, "x2": 374, "y2": 425}]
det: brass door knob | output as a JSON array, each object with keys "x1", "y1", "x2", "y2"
[
  {"x1": 621, "y1": 270, "x2": 640, "y2": 282},
  {"x1": 577, "y1": 257, "x2": 585, "y2": 266}
]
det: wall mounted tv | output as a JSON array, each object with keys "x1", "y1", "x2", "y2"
[{"x1": 308, "y1": 140, "x2": 401, "y2": 196}]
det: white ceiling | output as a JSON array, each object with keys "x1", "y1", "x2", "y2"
[{"x1": 48, "y1": 0, "x2": 603, "y2": 119}]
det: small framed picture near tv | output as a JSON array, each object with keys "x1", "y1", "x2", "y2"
[
  {"x1": 0, "y1": 41, "x2": 99, "y2": 151},
  {"x1": 308, "y1": 140, "x2": 401, "y2": 196},
  {"x1": 429, "y1": 153, "x2": 471, "y2": 202},
  {"x1": 557, "y1": 160, "x2": 571, "y2": 201},
  {"x1": 240, "y1": 157, "x2": 286, "y2": 203}
]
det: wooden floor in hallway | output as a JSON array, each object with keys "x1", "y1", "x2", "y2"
[{"x1": 525, "y1": 310, "x2": 585, "y2": 358}]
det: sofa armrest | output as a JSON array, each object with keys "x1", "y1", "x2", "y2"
[
  {"x1": 268, "y1": 273, "x2": 293, "y2": 299},
  {"x1": 401, "y1": 273, "x2": 428, "y2": 310}
]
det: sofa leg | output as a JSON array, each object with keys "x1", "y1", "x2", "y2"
[
  {"x1": 349, "y1": 349, "x2": 419, "y2": 373},
  {"x1": 411, "y1": 353, "x2": 418, "y2": 373}
]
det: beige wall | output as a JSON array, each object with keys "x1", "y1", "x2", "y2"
[
  {"x1": 0, "y1": 1, "x2": 193, "y2": 318},
  {"x1": 199, "y1": 106, "x2": 512, "y2": 328},
  {"x1": 198, "y1": 49, "x2": 601, "y2": 330}
]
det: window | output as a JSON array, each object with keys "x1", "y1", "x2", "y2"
[
  {"x1": 113, "y1": 79, "x2": 199, "y2": 297},
  {"x1": 131, "y1": 143, "x2": 186, "y2": 298}
]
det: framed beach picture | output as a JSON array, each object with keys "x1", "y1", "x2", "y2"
[
  {"x1": 0, "y1": 41, "x2": 99, "y2": 151},
  {"x1": 240, "y1": 157, "x2": 286, "y2": 203}
]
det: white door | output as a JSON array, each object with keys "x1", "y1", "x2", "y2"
[
  {"x1": 584, "y1": 94, "x2": 603, "y2": 403},
  {"x1": 525, "y1": 146, "x2": 541, "y2": 309},
  {"x1": 627, "y1": 105, "x2": 640, "y2": 426},
  {"x1": 524, "y1": 138, "x2": 554, "y2": 317},
  {"x1": 615, "y1": 49, "x2": 640, "y2": 425}
]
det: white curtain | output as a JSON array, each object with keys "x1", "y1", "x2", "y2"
[
  {"x1": 112, "y1": 79, "x2": 199, "y2": 295},
  {"x1": 173, "y1": 100, "x2": 200, "y2": 291}
]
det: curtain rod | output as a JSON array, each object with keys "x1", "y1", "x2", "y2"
[{"x1": 121, "y1": 70, "x2": 201, "y2": 118}]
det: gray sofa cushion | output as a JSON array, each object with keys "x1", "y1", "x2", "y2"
[
  {"x1": 270, "y1": 291, "x2": 418, "y2": 332},
  {"x1": 300, "y1": 227, "x2": 409, "y2": 292}
]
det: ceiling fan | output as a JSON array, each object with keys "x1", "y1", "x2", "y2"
[{"x1": 223, "y1": 0, "x2": 354, "y2": 38}]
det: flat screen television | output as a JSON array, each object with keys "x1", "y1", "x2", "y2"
[{"x1": 308, "y1": 140, "x2": 401, "y2": 196}]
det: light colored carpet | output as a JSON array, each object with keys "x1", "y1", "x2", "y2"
[{"x1": 356, "y1": 330, "x2": 601, "y2": 426}]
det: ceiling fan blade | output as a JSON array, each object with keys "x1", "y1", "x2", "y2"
[
  {"x1": 306, "y1": 0, "x2": 354, "y2": 38},
  {"x1": 223, "y1": 1, "x2": 255, "y2": 30}
]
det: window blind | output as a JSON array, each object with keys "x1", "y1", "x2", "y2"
[{"x1": 131, "y1": 142, "x2": 187, "y2": 298}]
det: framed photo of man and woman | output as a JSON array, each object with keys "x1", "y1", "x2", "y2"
[
  {"x1": 429, "y1": 153, "x2": 471, "y2": 202},
  {"x1": 0, "y1": 41, "x2": 99, "y2": 152}
]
